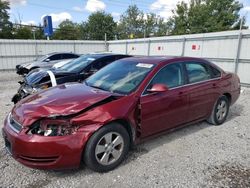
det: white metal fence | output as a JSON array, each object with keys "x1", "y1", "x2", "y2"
[
  {"x1": 0, "y1": 30, "x2": 250, "y2": 85},
  {"x1": 109, "y1": 30, "x2": 250, "y2": 85},
  {"x1": 0, "y1": 40, "x2": 106, "y2": 70}
]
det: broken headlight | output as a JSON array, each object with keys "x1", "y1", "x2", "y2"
[{"x1": 27, "y1": 119, "x2": 78, "y2": 136}]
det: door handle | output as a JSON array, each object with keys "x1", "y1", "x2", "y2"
[{"x1": 212, "y1": 83, "x2": 216, "y2": 87}]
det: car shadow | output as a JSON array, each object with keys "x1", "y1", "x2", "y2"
[
  {"x1": 122, "y1": 121, "x2": 209, "y2": 165},
  {"x1": 122, "y1": 103, "x2": 244, "y2": 165},
  {"x1": 226, "y1": 104, "x2": 244, "y2": 122}
]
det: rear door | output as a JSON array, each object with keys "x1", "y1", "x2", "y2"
[
  {"x1": 184, "y1": 61, "x2": 221, "y2": 122},
  {"x1": 140, "y1": 62, "x2": 189, "y2": 137}
]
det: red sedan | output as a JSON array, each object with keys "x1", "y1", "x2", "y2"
[{"x1": 2, "y1": 57, "x2": 240, "y2": 172}]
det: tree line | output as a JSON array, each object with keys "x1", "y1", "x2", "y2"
[{"x1": 0, "y1": 0, "x2": 248, "y2": 40}]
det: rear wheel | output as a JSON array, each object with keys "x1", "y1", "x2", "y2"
[
  {"x1": 84, "y1": 123, "x2": 130, "y2": 172},
  {"x1": 207, "y1": 96, "x2": 229, "y2": 125}
]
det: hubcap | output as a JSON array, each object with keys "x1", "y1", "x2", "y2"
[
  {"x1": 95, "y1": 132, "x2": 124, "y2": 166},
  {"x1": 216, "y1": 100, "x2": 227, "y2": 121}
]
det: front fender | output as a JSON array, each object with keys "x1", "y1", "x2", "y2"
[{"x1": 70, "y1": 94, "x2": 140, "y2": 143}]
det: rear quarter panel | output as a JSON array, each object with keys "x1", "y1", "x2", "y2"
[{"x1": 219, "y1": 72, "x2": 240, "y2": 105}]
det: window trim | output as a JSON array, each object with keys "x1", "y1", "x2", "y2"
[{"x1": 141, "y1": 60, "x2": 222, "y2": 97}]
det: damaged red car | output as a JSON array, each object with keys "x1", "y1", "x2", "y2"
[{"x1": 2, "y1": 56, "x2": 240, "y2": 172}]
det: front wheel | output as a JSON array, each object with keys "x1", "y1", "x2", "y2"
[
  {"x1": 83, "y1": 123, "x2": 130, "y2": 172},
  {"x1": 207, "y1": 96, "x2": 229, "y2": 125}
]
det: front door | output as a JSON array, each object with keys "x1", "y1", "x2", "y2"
[{"x1": 140, "y1": 62, "x2": 189, "y2": 138}]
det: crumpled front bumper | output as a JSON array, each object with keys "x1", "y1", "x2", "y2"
[
  {"x1": 16, "y1": 65, "x2": 29, "y2": 75},
  {"x1": 2, "y1": 115, "x2": 90, "y2": 170}
]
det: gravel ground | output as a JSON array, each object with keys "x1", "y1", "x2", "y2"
[{"x1": 0, "y1": 71, "x2": 249, "y2": 188}]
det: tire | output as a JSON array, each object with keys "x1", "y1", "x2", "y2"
[
  {"x1": 207, "y1": 95, "x2": 230, "y2": 125},
  {"x1": 83, "y1": 123, "x2": 130, "y2": 172}
]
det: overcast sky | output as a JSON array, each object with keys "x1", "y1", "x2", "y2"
[{"x1": 5, "y1": 0, "x2": 250, "y2": 27}]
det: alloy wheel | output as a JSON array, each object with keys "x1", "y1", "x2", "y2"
[
  {"x1": 216, "y1": 100, "x2": 227, "y2": 121},
  {"x1": 95, "y1": 132, "x2": 124, "y2": 166}
]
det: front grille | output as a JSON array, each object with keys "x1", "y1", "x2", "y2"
[
  {"x1": 8, "y1": 114, "x2": 22, "y2": 133},
  {"x1": 19, "y1": 155, "x2": 59, "y2": 163}
]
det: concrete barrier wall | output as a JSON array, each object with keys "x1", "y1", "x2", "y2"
[
  {"x1": 1, "y1": 30, "x2": 250, "y2": 85},
  {"x1": 0, "y1": 40, "x2": 106, "y2": 70},
  {"x1": 109, "y1": 30, "x2": 250, "y2": 85}
]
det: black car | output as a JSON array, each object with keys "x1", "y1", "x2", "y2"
[
  {"x1": 16, "y1": 52, "x2": 80, "y2": 75},
  {"x1": 12, "y1": 53, "x2": 131, "y2": 103}
]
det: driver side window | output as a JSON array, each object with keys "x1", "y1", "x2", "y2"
[
  {"x1": 48, "y1": 54, "x2": 62, "y2": 61},
  {"x1": 146, "y1": 63, "x2": 184, "y2": 93}
]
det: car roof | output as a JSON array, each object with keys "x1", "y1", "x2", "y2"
[
  {"x1": 47, "y1": 52, "x2": 79, "y2": 56},
  {"x1": 81, "y1": 53, "x2": 130, "y2": 58},
  {"x1": 120, "y1": 56, "x2": 208, "y2": 65}
]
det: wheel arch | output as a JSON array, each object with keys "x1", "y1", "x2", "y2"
[
  {"x1": 111, "y1": 119, "x2": 136, "y2": 147},
  {"x1": 223, "y1": 92, "x2": 232, "y2": 105},
  {"x1": 80, "y1": 118, "x2": 136, "y2": 162}
]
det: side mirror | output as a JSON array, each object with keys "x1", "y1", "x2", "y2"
[
  {"x1": 147, "y1": 84, "x2": 169, "y2": 93},
  {"x1": 45, "y1": 59, "x2": 50, "y2": 62}
]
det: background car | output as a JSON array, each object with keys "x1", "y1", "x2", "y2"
[
  {"x1": 16, "y1": 52, "x2": 80, "y2": 75},
  {"x1": 52, "y1": 59, "x2": 74, "y2": 69},
  {"x1": 3, "y1": 56, "x2": 240, "y2": 172},
  {"x1": 12, "y1": 53, "x2": 131, "y2": 103}
]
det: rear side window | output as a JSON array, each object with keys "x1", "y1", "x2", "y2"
[
  {"x1": 186, "y1": 62, "x2": 211, "y2": 84},
  {"x1": 209, "y1": 65, "x2": 221, "y2": 78}
]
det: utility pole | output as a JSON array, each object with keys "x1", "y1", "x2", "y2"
[
  {"x1": 32, "y1": 28, "x2": 36, "y2": 40},
  {"x1": 234, "y1": 12, "x2": 248, "y2": 74},
  {"x1": 104, "y1": 33, "x2": 108, "y2": 52}
]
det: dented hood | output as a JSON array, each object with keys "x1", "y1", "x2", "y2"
[{"x1": 12, "y1": 83, "x2": 114, "y2": 126}]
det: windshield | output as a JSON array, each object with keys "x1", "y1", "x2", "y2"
[
  {"x1": 57, "y1": 55, "x2": 96, "y2": 72},
  {"x1": 85, "y1": 60, "x2": 155, "y2": 94}
]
